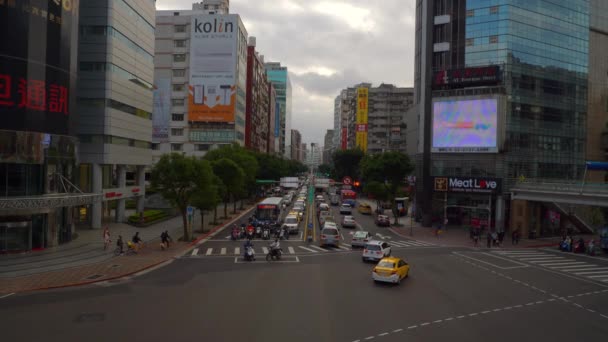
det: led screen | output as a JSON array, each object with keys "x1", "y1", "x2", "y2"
[{"x1": 432, "y1": 98, "x2": 498, "y2": 153}]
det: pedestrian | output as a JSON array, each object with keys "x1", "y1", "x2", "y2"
[
  {"x1": 132, "y1": 232, "x2": 143, "y2": 251},
  {"x1": 498, "y1": 231, "x2": 505, "y2": 244},
  {"x1": 473, "y1": 229, "x2": 480, "y2": 247},
  {"x1": 511, "y1": 229, "x2": 518, "y2": 245},
  {"x1": 103, "y1": 226, "x2": 111, "y2": 250},
  {"x1": 160, "y1": 230, "x2": 172, "y2": 250},
  {"x1": 116, "y1": 235, "x2": 124, "y2": 255}
]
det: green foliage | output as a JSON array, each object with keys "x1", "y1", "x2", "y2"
[
  {"x1": 191, "y1": 160, "x2": 221, "y2": 213},
  {"x1": 211, "y1": 158, "x2": 245, "y2": 217},
  {"x1": 253, "y1": 152, "x2": 308, "y2": 180},
  {"x1": 317, "y1": 163, "x2": 332, "y2": 177},
  {"x1": 360, "y1": 151, "x2": 414, "y2": 224},
  {"x1": 150, "y1": 153, "x2": 209, "y2": 240},
  {"x1": 332, "y1": 148, "x2": 364, "y2": 179},
  {"x1": 363, "y1": 181, "x2": 389, "y2": 202},
  {"x1": 204, "y1": 144, "x2": 258, "y2": 195},
  {"x1": 128, "y1": 210, "x2": 167, "y2": 224}
]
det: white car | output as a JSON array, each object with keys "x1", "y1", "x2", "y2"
[
  {"x1": 322, "y1": 221, "x2": 339, "y2": 230},
  {"x1": 339, "y1": 203, "x2": 352, "y2": 215},
  {"x1": 282, "y1": 215, "x2": 299, "y2": 234},
  {"x1": 351, "y1": 231, "x2": 372, "y2": 248},
  {"x1": 362, "y1": 241, "x2": 391, "y2": 262},
  {"x1": 341, "y1": 215, "x2": 356, "y2": 228}
]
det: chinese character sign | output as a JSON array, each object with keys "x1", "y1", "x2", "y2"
[{"x1": 355, "y1": 87, "x2": 368, "y2": 152}]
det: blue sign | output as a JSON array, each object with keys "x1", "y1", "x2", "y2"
[
  {"x1": 586, "y1": 161, "x2": 608, "y2": 171},
  {"x1": 187, "y1": 206, "x2": 194, "y2": 215}
]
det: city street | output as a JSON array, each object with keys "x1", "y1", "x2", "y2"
[{"x1": 1, "y1": 196, "x2": 608, "y2": 341}]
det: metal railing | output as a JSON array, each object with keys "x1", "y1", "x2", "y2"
[{"x1": 509, "y1": 178, "x2": 608, "y2": 195}]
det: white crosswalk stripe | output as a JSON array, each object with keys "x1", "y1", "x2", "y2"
[
  {"x1": 234, "y1": 247, "x2": 240, "y2": 255},
  {"x1": 205, "y1": 248, "x2": 213, "y2": 256},
  {"x1": 493, "y1": 250, "x2": 608, "y2": 283},
  {"x1": 338, "y1": 244, "x2": 351, "y2": 251},
  {"x1": 309, "y1": 245, "x2": 329, "y2": 252},
  {"x1": 192, "y1": 248, "x2": 199, "y2": 256},
  {"x1": 262, "y1": 247, "x2": 269, "y2": 255},
  {"x1": 288, "y1": 247, "x2": 295, "y2": 254},
  {"x1": 220, "y1": 248, "x2": 227, "y2": 255},
  {"x1": 298, "y1": 246, "x2": 318, "y2": 253}
]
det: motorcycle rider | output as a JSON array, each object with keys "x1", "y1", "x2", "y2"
[
  {"x1": 243, "y1": 239, "x2": 255, "y2": 260},
  {"x1": 270, "y1": 238, "x2": 281, "y2": 257}
]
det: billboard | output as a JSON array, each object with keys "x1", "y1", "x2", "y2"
[
  {"x1": 152, "y1": 78, "x2": 171, "y2": 142},
  {"x1": 188, "y1": 15, "x2": 238, "y2": 123},
  {"x1": 355, "y1": 87, "x2": 368, "y2": 151},
  {"x1": 433, "y1": 176, "x2": 502, "y2": 194},
  {"x1": 433, "y1": 66, "x2": 500, "y2": 89},
  {"x1": 0, "y1": 0, "x2": 79, "y2": 136},
  {"x1": 432, "y1": 98, "x2": 498, "y2": 153}
]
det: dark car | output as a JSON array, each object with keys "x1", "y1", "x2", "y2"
[{"x1": 375, "y1": 214, "x2": 390, "y2": 227}]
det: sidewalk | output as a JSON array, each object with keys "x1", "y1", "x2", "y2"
[
  {"x1": 390, "y1": 222, "x2": 567, "y2": 249},
  {"x1": 0, "y1": 202, "x2": 255, "y2": 295}
]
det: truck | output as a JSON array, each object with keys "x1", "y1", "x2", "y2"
[
  {"x1": 314, "y1": 178, "x2": 330, "y2": 193},
  {"x1": 280, "y1": 177, "x2": 299, "y2": 189}
]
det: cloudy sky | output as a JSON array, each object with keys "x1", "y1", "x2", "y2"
[{"x1": 156, "y1": 0, "x2": 416, "y2": 145}]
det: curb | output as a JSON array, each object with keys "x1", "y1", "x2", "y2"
[{"x1": 189, "y1": 204, "x2": 257, "y2": 247}]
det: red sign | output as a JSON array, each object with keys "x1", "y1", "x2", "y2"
[
  {"x1": 433, "y1": 66, "x2": 500, "y2": 89},
  {"x1": 0, "y1": 73, "x2": 69, "y2": 114},
  {"x1": 131, "y1": 188, "x2": 140, "y2": 193},
  {"x1": 105, "y1": 192, "x2": 116, "y2": 198},
  {"x1": 342, "y1": 177, "x2": 352, "y2": 185},
  {"x1": 257, "y1": 205, "x2": 277, "y2": 209},
  {"x1": 356, "y1": 124, "x2": 368, "y2": 132}
]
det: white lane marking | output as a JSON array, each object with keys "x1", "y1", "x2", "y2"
[
  {"x1": 220, "y1": 248, "x2": 227, "y2": 255},
  {"x1": 309, "y1": 245, "x2": 329, "y2": 252},
  {"x1": 375, "y1": 233, "x2": 386, "y2": 239},
  {"x1": 522, "y1": 257, "x2": 566, "y2": 262},
  {"x1": 539, "y1": 262, "x2": 588, "y2": 267},
  {"x1": 234, "y1": 247, "x2": 240, "y2": 255},
  {"x1": 262, "y1": 247, "x2": 269, "y2": 255},
  {"x1": 601, "y1": 314, "x2": 608, "y2": 319},
  {"x1": 468, "y1": 313, "x2": 478, "y2": 317},
  {"x1": 410, "y1": 240, "x2": 432, "y2": 246},
  {"x1": 288, "y1": 246, "x2": 295, "y2": 254},
  {"x1": 341, "y1": 233, "x2": 345, "y2": 240},
  {"x1": 298, "y1": 246, "x2": 318, "y2": 253},
  {"x1": 481, "y1": 311, "x2": 491, "y2": 314},
  {"x1": 433, "y1": 320, "x2": 443, "y2": 323},
  {"x1": 205, "y1": 248, "x2": 213, "y2": 256},
  {"x1": 457, "y1": 315, "x2": 465, "y2": 319},
  {"x1": 588, "y1": 274, "x2": 608, "y2": 279},
  {"x1": 364, "y1": 336, "x2": 374, "y2": 340},
  {"x1": 191, "y1": 248, "x2": 199, "y2": 256},
  {"x1": 444, "y1": 317, "x2": 453, "y2": 321},
  {"x1": 573, "y1": 303, "x2": 583, "y2": 308},
  {"x1": 526, "y1": 302, "x2": 535, "y2": 306},
  {"x1": 338, "y1": 245, "x2": 350, "y2": 251},
  {"x1": 389, "y1": 241, "x2": 409, "y2": 247},
  {"x1": 420, "y1": 322, "x2": 430, "y2": 326},
  {"x1": 0, "y1": 293, "x2": 15, "y2": 299},
  {"x1": 567, "y1": 269, "x2": 608, "y2": 274},
  {"x1": 394, "y1": 328, "x2": 404, "y2": 332},
  {"x1": 378, "y1": 333, "x2": 389, "y2": 337},
  {"x1": 493, "y1": 308, "x2": 502, "y2": 312}
]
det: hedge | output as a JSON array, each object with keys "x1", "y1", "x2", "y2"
[{"x1": 128, "y1": 210, "x2": 168, "y2": 224}]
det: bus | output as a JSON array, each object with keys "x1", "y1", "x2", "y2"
[
  {"x1": 340, "y1": 189, "x2": 357, "y2": 207},
  {"x1": 255, "y1": 197, "x2": 284, "y2": 225}
]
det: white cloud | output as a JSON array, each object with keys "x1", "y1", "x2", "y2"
[{"x1": 312, "y1": 1, "x2": 375, "y2": 32}]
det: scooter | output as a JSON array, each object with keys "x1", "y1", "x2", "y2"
[
  {"x1": 278, "y1": 229, "x2": 285, "y2": 240},
  {"x1": 244, "y1": 245, "x2": 255, "y2": 261},
  {"x1": 266, "y1": 245, "x2": 283, "y2": 261},
  {"x1": 262, "y1": 228, "x2": 270, "y2": 240},
  {"x1": 240, "y1": 225, "x2": 246, "y2": 239},
  {"x1": 231, "y1": 228, "x2": 239, "y2": 241},
  {"x1": 255, "y1": 226, "x2": 262, "y2": 239}
]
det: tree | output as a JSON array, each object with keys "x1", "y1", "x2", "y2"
[
  {"x1": 317, "y1": 163, "x2": 332, "y2": 177},
  {"x1": 150, "y1": 153, "x2": 200, "y2": 241},
  {"x1": 190, "y1": 160, "x2": 220, "y2": 233},
  {"x1": 363, "y1": 181, "x2": 389, "y2": 211},
  {"x1": 205, "y1": 144, "x2": 259, "y2": 198},
  {"x1": 211, "y1": 158, "x2": 245, "y2": 219},
  {"x1": 360, "y1": 151, "x2": 414, "y2": 225},
  {"x1": 332, "y1": 148, "x2": 365, "y2": 180}
]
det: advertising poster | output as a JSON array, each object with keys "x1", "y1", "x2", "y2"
[
  {"x1": 188, "y1": 15, "x2": 237, "y2": 122},
  {"x1": 432, "y1": 98, "x2": 498, "y2": 153},
  {"x1": 152, "y1": 78, "x2": 171, "y2": 142},
  {"x1": 355, "y1": 87, "x2": 368, "y2": 151},
  {"x1": 0, "y1": 0, "x2": 79, "y2": 135}
]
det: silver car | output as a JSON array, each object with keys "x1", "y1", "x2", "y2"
[
  {"x1": 342, "y1": 215, "x2": 356, "y2": 228},
  {"x1": 320, "y1": 227, "x2": 340, "y2": 247},
  {"x1": 351, "y1": 231, "x2": 372, "y2": 248}
]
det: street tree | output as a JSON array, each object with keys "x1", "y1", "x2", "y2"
[
  {"x1": 190, "y1": 160, "x2": 221, "y2": 233},
  {"x1": 205, "y1": 144, "x2": 259, "y2": 199},
  {"x1": 211, "y1": 158, "x2": 245, "y2": 219},
  {"x1": 317, "y1": 163, "x2": 332, "y2": 177},
  {"x1": 150, "y1": 153, "x2": 200, "y2": 241},
  {"x1": 332, "y1": 148, "x2": 364, "y2": 180},
  {"x1": 360, "y1": 151, "x2": 414, "y2": 225},
  {"x1": 363, "y1": 181, "x2": 390, "y2": 211}
]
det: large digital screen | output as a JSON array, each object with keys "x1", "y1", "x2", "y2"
[{"x1": 432, "y1": 98, "x2": 498, "y2": 153}]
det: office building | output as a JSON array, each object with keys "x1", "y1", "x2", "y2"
[
  {"x1": 77, "y1": 0, "x2": 155, "y2": 229},
  {"x1": 301, "y1": 143, "x2": 308, "y2": 164},
  {"x1": 0, "y1": 1, "x2": 87, "y2": 252},
  {"x1": 366, "y1": 84, "x2": 414, "y2": 154},
  {"x1": 265, "y1": 62, "x2": 293, "y2": 159},
  {"x1": 291, "y1": 129, "x2": 302, "y2": 162},
  {"x1": 323, "y1": 130, "x2": 334, "y2": 164},
  {"x1": 414, "y1": 0, "x2": 593, "y2": 236},
  {"x1": 154, "y1": 1, "x2": 248, "y2": 160},
  {"x1": 333, "y1": 87, "x2": 358, "y2": 150},
  {"x1": 245, "y1": 37, "x2": 271, "y2": 153}
]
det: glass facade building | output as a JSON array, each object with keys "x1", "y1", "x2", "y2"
[{"x1": 265, "y1": 63, "x2": 293, "y2": 158}]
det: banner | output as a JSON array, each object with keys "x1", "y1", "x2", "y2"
[
  {"x1": 355, "y1": 87, "x2": 368, "y2": 151},
  {"x1": 188, "y1": 15, "x2": 237, "y2": 122},
  {"x1": 152, "y1": 78, "x2": 171, "y2": 142}
]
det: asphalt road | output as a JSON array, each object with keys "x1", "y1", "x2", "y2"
[{"x1": 2, "y1": 194, "x2": 608, "y2": 341}]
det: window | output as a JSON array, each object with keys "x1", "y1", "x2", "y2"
[
  {"x1": 172, "y1": 113, "x2": 184, "y2": 121},
  {"x1": 171, "y1": 144, "x2": 183, "y2": 151},
  {"x1": 196, "y1": 144, "x2": 210, "y2": 151},
  {"x1": 466, "y1": 38, "x2": 474, "y2": 46},
  {"x1": 174, "y1": 40, "x2": 187, "y2": 48},
  {"x1": 173, "y1": 69, "x2": 185, "y2": 77},
  {"x1": 489, "y1": 6, "x2": 499, "y2": 14},
  {"x1": 173, "y1": 54, "x2": 186, "y2": 62},
  {"x1": 174, "y1": 25, "x2": 186, "y2": 33},
  {"x1": 151, "y1": 143, "x2": 160, "y2": 150},
  {"x1": 172, "y1": 84, "x2": 185, "y2": 92},
  {"x1": 171, "y1": 128, "x2": 184, "y2": 136},
  {"x1": 466, "y1": 10, "x2": 474, "y2": 17},
  {"x1": 172, "y1": 99, "x2": 185, "y2": 106},
  {"x1": 489, "y1": 35, "x2": 498, "y2": 44}
]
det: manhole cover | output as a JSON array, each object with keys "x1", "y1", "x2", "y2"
[
  {"x1": 85, "y1": 274, "x2": 104, "y2": 280},
  {"x1": 74, "y1": 313, "x2": 106, "y2": 323}
]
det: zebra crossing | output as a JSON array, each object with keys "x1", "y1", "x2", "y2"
[
  {"x1": 493, "y1": 250, "x2": 608, "y2": 284},
  {"x1": 187, "y1": 239, "x2": 436, "y2": 257}
]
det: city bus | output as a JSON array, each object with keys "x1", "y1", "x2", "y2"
[{"x1": 255, "y1": 197, "x2": 284, "y2": 225}]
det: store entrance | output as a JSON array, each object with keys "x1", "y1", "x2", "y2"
[{"x1": 0, "y1": 221, "x2": 31, "y2": 253}]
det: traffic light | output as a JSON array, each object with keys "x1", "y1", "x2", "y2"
[{"x1": 354, "y1": 181, "x2": 360, "y2": 187}]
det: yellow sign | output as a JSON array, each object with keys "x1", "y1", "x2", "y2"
[
  {"x1": 434, "y1": 177, "x2": 448, "y2": 192},
  {"x1": 356, "y1": 87, "x2": 368, "y2": 151}
]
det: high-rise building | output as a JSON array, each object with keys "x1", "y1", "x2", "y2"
[
  {"x1": 291, "y1": 129, "x2": 302, "y2": 162},
  {"x1": 323, "y1": 130, "x2": 334, "y2": 164},
  {"x1": 333, "y1": 87, "x2": 358, "y2": 150},
  {"x1": 301, "y1": 143, "x2": 308, "y2": 165},
  {"x1": 154, "y1": 2, "x2": 248, "y2": 160},
  {"x1": 265, "y1": 62, "x2": 292, "y2": 159},
  {"x1": 77, "y1": 0, "x2": 156, "y2": 229},
  {"x1": 268, "y1": 83, "x2": 278, "y2": 154},
  {"x1": 245, "y1": 37, "x2": 271, "y2": 153},
  {"x1": 0, "y1": 1, "x2": 84, "y2": 251},
  {"x1": 414, "y1": 0, "x2": 594, "y2": 235}
]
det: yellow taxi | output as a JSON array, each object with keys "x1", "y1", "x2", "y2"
[
  {"x1": 289, "y1": 210, "x2": 302, "y2": 222},
  {"x1": 372, "y1": 257, "x2": 410, "y2": 284},
  {"x1": 358, "y1": 203, "x2": 372, "y2": 215}
]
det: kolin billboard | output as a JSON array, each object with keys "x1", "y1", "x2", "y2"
[
  {"x1": 355, "y1": 87, "x2": 368, "y2": 151},
  {"x1": 0, "y1": 0, "x2": 79, "y2": 136},
  {"x1": 188, "y1": 15, "x2": 237, "y2": 123},
  {"x1": 152, "y1": 78, "x2": 171, "y2": 142}
]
